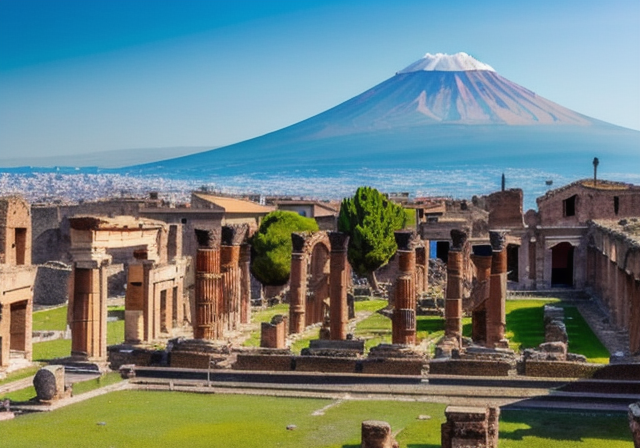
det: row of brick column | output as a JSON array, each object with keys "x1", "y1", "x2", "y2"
[
  {"x1": 194, "y1": 225, "x2": 251, "y2": 341},
  {"x1": 392, "y1": 231, "x2": 417, "y2": 345},
  {"x1": 444, "y1": 230, "x2": 509, "y2": 349}
]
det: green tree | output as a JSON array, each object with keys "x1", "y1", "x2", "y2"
[
  {"x1": 338, "y1": 186, "x2": 407, "y2": 291},
  {"x1": 250, "y1": 210, "x2": 319, "y2": 286}
]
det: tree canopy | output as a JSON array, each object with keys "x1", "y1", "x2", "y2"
[
  {"x1": 250, "y1": 210, "x2": 319, "y2": 286},
  {"x1": 337, "y1": 186, "x2": 407, "y2": 287}
]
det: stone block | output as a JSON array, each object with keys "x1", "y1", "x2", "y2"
[
  {"x1": 629, "y1": 402, "x2": 640, "y2": 448},
  {"x1": 361, "y1": 420, "x2": 398, "y2": 448},
  {"x1": 33, "y1": 365, "x2": 67, "y2": 403}
]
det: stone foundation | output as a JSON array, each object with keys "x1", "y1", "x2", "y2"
[
  {"x1": 361, "y1": 420, "x2": 399, "y2": 448},
  {"x1": 441, "y1": 405, "x2": 499, "y2": 448}
]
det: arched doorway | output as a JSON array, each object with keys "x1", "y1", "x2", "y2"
[
  {"x1": 551, "y1": 242, "x2": 574, "y2": 287},
  {"x1": 306, "y1": 242, "x2": 330, "y2": 326}
]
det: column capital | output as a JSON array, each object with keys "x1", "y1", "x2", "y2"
[
  {"x1": 329, "y1": 231, "x2": 349, "y2": 253},
  {"x1": 489, "y1": 230, "x2": 509, "y2": 252},
  {"x1": 394, "y1": 231, "x2": 418, "y2": 251},
  {"x1": 195, "y1": 228, "x2": 220, "y2": 249},
  {"x1": 450, "y1": 229, "x2": 468, "y2": 251},
  {"x1": 222, "y1": 224, "x2": 249, "y2": 246}
]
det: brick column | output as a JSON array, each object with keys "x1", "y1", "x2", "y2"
[
  {"x1": 239, "y1": 243, "x2": 252, "y2": 324},
  {"x1": 487, "y1": 231, "x2": 509, "y2": 348},
  {"x1": 221, "y1": 225, "x2": 247, "y2": 331},
  {"x1": 441, "y1": 406, "x2": 500, "y2": 448},
  {"x1": 70, "y1": 262, "x2": 108, "y2": 360},
  {"x1": 415, "y1": 245, "x2": 428, "y2": 295},
  {"x1": 445, "y1": 230, "x2": 467, "y2": 340},
  {"x1": 289, "y1": 233, "x2": 308, "y2": 334},
  {"x1": 471, "y1": 245, "x2": 493, "y2": 345},
  {"x1": 392, "y1": 231, "x2": 417, "y2": 345},
  {"x1": 194, "y1": 229, "x2": 222, "y2": 340},
  {"x1": 329, "y1": 232, "x2": 350, "y2": 340}
]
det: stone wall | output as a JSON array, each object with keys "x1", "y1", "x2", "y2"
[
  {"x1": 522, "y1": 360, "x2": 602, "y2": 378},
  {"x1": 428, "y1": 359, "x2": 513, "y2": 377},
  {"x1": 234, "y1": 353, "x2": 424, "y2": 376},
  {"x1": 0, "y1": 196, "x2": 31, "y2": 266},
  {"x1": 33, "y1": 262, "x2": 72, "y2": 306},
  {"x1": 486, "y1": 189, "x2": 524, "y2": 229}
]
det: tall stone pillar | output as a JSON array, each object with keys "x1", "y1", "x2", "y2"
[
  {"x1": 392, "y1": 231, "x2": 417, "y2": 345},
  {"x1": 487, "y1": 231, "x2": 509, "y2": 348},
  {"x1": 329, "y1": 232, "x2": 350, "y2": 340},
  {"x1": 194, "y1": 229, "x2": 222, "y2": 340},
  {"x1": 445, "y1": 230, "x2": 468, "y2": 341},
  {"x1": 470, "y1": 245, "x2": 493, "y2": 345},
  {"x1": 221, "y1": 225, "x2": 247, "y2": 331},
  {"x1": 70, "y1": 262, "x2": 108, "y2": 360},
  {"x1": 289, "y1": 233, "x2": 308, "y2": 334},
  {"x1": 239, "y1": 243, "x2": 252, "y2": 324},
  {"x1": 415, "y1": 245, "x2": 428, "y2": 295}
]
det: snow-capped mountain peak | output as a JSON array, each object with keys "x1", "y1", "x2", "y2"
[{"x1": 398, "y1": 52, "x2": 495, "y2": 73}]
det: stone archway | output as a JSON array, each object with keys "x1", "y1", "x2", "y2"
[
  {"x1": 289, "y1": 231, "x2": 331, "y2": 334},
  {"x1": 306, "y1": 242, "x2": 330, "y2": 326},
  {"x1": 551, "y1": 242, "x2": 574, "y2": 287}
]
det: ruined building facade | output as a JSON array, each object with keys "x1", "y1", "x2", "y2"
[{"x1": 0, "y1": 196, "x2": 36, "y2": 372}]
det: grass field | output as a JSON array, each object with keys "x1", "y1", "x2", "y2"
[
  {"x1": 242, "y1": 298, "x2": 610, "y2": 362},
  {"x1": 0, "y1": 391, "x2": 631, "y2": 448},
  {"x1": 31, "y1": 306, "x2": 125, "y2": 362}
]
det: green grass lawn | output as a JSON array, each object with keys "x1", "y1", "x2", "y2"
[
  {"x1": 504, "y1": 299, "x2": 610, "y2": 363},
  {"x1": 0, "y1": 391, "x2": 631, "y2": 448},
  {"x1": 32, "y1": 305, "x2": 69, "y2": 331},
  {"x1": 243, "y1": 298, "x2": 610, "y2": 362},
  {"x1": 31, "y1": 307, "x2": 125, "y2": 362}
]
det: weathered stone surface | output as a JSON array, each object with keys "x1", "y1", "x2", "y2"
[
  {"x1": 629, "y1": 402, "x2": 640, "y2": 448},
  {"x1": 33, "y1": 365, "x2": 65, "y2": 402},
  {"x1": 441, "y1": 405, "x2": 499, "y2": 448},
  {"x1": 361, "y1": 420, "x2": 399, "y2": 448}
]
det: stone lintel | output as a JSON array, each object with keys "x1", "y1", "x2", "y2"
[{"x1": 450, "y1": 229, "x2": 468, "y2": 251}]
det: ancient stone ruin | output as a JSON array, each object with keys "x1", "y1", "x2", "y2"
[
  {"x1": 441, "y1": 405, "x2": 500, "y2": 448},
  {"x1": 33, "y1": 365, "x2": 70, "y2": 403},
  {"x1": 0, "y1": 196, "x2": 36, "y2": 374},
  {"x1": 630, "y1": 402, "x2": 640, "y2": 448},
  {"x1": 361, "y1": 420, "x2": 399, "y2": 448}
]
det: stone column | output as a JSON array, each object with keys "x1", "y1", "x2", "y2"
[
  {"x1": 70, "y1": 262, "x2": 108, "y2": 360},
  {"x1": 239, "y1": 243, "x2": 252, "y2": 324},
  {"x1": 221, "y1": 225, "x2": 247, "y2": 331},
  {"x1": 329, "y1": 232, "x2": 349, "y2": 340},
  {"x1": 289, "y1": 233, "x2": 308, "y2": 334},
  {"x1": 445, "y1": 230, "x2": 467, "y2": 341},
  {"x1": 441, "y1": 405, "x2": 500, "y2": 448},
  {"x1": 194, "y1": 229, "x2": 222, "y2": 340},
  {"x1": 415, "y1": 245, "x2": 428, "y2": 295},
  {"x1": 471, "y1": 245, "x2": 493, "y2": 345},
  {"x1": 392, "y1": 231, "x2": 417, "y2": 345},
  {"x1": 487, "y1": 231, "x2": 509, "y2": 348}
]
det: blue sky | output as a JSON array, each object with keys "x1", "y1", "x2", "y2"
[{"x1": 1, "y1": 0, "x2": 638, "y2": 159}]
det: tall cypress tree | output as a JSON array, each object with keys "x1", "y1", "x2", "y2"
[{"x1": 338, "y1": 186, "x2": 406, "y2": 291}]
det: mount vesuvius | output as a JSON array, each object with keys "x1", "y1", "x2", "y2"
[{"x1": 130, "y1": 52, "x2": 639, "y2": 180}]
